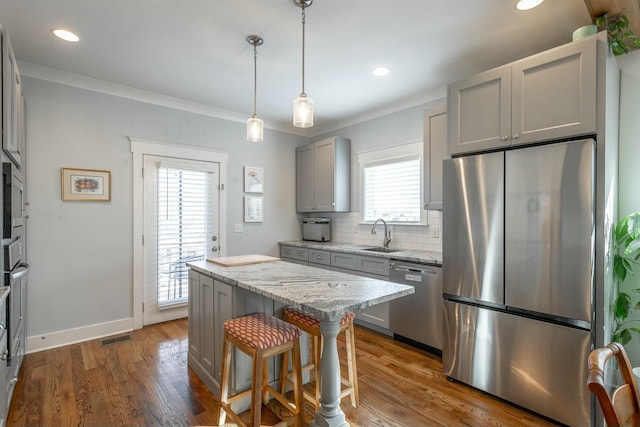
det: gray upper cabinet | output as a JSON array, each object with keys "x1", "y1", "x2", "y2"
[
  {"x1": 2, "y1": 29, "x2": 22, "y2": 168},
  {"x1": 296, "y1": 136, "x2": 351, "y2": 213},
  {"x1": 448, "y1": 37, "x2": 597, "y2": 156},
  {"x1": 423, "y1": 106, "x2": 447, "y2": 210}
]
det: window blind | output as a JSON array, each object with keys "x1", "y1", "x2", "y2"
[
  {"x1": 156, "y1": 167, "x2": 211, "y2": 306},
  {"x1": 363, "y1": 157, "x2": 421, "y2": 222}
]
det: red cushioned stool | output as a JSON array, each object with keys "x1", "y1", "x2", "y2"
[
  {"x1": 281, "y1": 307, "x2": 359, "y2": 410},
  {"x1": 217, "y1": 312, "x2": 304, "y2": 427}
]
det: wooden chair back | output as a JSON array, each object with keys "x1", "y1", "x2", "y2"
[{"x1": 588, "y1": 342, "x2": 640, "y2": 427}]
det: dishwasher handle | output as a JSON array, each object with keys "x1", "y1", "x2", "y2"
[{"x1": 389, "y1": 262, "x2": 438, "y2": 276}]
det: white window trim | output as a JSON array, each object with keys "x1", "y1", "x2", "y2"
[
  {"x1": 130, "y1": 137, "x2": 228, "y2": 330},
  {"x1": 357, "y1": 140, "x2": 425, "y2": 225}
]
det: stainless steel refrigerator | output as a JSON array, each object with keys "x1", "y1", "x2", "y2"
[{"x1": 442, "y1": 139, "x2": 594, "y2": 427}]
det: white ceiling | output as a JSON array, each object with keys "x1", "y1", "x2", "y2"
[{"x1": 0, "y1": 0, "x2": 592, "y2": 137}]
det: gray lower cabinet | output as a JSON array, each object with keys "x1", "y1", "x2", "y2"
[
  {"x1": 280, "y1": 245, "x2": 309, "y2": 265},
  {"x1": 4, "y1": 270, "x2": 26, "y2": 422},
  {"x1": 0, "y1": 330, "x2": 6, "y2": 427},
  {"x1": 330, "y1": 253, "x2": 391, "y2": 331},
  {"x1": 187, "y1": 270, "x2": 232, "y2": 393},
  {"x1": 308, "y1": 249, "x2": 330, "y2": 269},
  {"x1": 279, "y1": 244, "x2": 392, "y2": 331},
  {"x1": 188, "y1": 268, "x2": 298, "y2": 408},
  {"x1": 448, "y1": 35, "x2": 597, "y2": 155}
]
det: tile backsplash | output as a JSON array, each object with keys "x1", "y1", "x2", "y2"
[{"x1": 301, "y1": 211, "x2": 442, "y2": 253}]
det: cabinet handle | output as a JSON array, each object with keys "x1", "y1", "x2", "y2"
[
  {"x1": 502, "y1": 136, "x2": 509, "y2": 141},
  {"x1": 316, "y1": 255, "x2": 323, "y2": 260},
  {"x1": 0, "y1": 350, "x2": 7, "y2": 361},
  {"x1": 299, "y1": 252, "x2": 305, "y2": 257},
  {"x1": 9, "y1": 377, "x2": 18, "y2": 385},
  {"x1": 0, "y1": 323, "x2": 4, "y2": 331},
  {"x1": 512, "y1": 133, "x2": 519, "y2": 139}
]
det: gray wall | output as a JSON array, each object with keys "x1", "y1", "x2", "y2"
[
  {"x1": 316, "y1": 98, "x2": 446, "y2": 211},
  {"x1": 23, "y1": 76, "x2": 305, "y2": 343},
  {"x1": 618, "y1": 52, "x2": 640, "y2": 364},
  {"x1": 23, "y1": 75, "x2": 439, "y2": 350}
]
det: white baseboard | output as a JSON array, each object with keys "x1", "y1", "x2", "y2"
[{"x1": 26, "y1": 317, "x2": 134, "y2": 354}]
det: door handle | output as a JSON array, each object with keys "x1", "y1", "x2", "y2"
[
  {"x1": 212, "y1": 247, "x2": 218, "y2": 252},
  {"x1": 212, "y1": 236, "x2": 218, "y2": 242}
]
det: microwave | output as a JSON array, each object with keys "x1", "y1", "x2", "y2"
[{"x1": 3, "y1": 162, "x2": 24, "y2": 239}]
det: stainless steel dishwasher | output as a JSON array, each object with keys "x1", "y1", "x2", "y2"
[{"x1": 389, "y1": 260, "x2": 442, "y2": 354}]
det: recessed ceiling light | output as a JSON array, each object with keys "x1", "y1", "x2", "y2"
[
  {"x1": 516, "y1": 0, "x2": 544, "y2": 10},
  {"x1": 372, "y1": 66, "x2": 390, "y2": 77},
  {"x1": 51, "y1": 28, "x2": 80, "y2": 42}
]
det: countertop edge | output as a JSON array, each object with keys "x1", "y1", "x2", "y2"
[
  {"x1": 278, "y1": 240, "x2": 442, "y2": 265},
  {"x1": 187, "y1": 260, "x2": 415, "y2": 320}
]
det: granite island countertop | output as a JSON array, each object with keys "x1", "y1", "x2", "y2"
[
  {"x1": 279, "y1": 240, "x2": 442, "y2": 266},
  {"x1": 187, "y1": 259, "x2": 414, "y2": 320}
]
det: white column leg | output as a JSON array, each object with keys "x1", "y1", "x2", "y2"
[{"x1": 311, "y1": 318, "x2": 349, "y2": 427}]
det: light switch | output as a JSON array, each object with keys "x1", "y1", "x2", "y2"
[{"x1": 234, "y1": 224, "x2": 243, "y2": 233}]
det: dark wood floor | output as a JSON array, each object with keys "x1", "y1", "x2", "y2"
[{"x1": 6, "y1": 319, "x2": 559, "y2": 426}]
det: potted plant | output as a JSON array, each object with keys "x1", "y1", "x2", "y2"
[
  {"x1": 612, "y1": 212, "x2": 640, "y2": 344},
  {"x1": 596, "y1": 14, "x2": 640, "y2": 56}
]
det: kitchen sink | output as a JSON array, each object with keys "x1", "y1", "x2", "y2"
[{"x1": 362, "y1": 247, "x2": 401, "y2": 253}]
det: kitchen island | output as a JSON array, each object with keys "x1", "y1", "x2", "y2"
[{"x1": 187, "y1": 258, "x2": 414, "y2": 427}]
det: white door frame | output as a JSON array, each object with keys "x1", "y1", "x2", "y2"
[{"x1": 130, "y1": 137, "x2": 228, "y2": 330}]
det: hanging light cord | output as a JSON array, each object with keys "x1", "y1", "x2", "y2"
[
  {"x1": 300, "y1": 5, "x2": 306, "y2": 97},
  {"x1": 252, "y1": 43, "x2": 258, "y2": 118}
]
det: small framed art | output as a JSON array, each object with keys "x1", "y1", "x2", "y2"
[
  {"x1": 61, "y1": 168, "x2": 111, "y2": 202},
  {"x1": 244, "y1": 196, "x2": 263, "y2": 223},
  {"x1": 244, "y1": 166, "x2": 263, "y2": 193}
]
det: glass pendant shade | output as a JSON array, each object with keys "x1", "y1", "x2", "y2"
[
  {"x1": 247, "y1": 116, "x2": 264, "y2": 142},
  {"x1": 293, "y1": 95, "x2": 313, "y2": 128}
]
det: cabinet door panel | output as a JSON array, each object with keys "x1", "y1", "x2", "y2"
[
  {"x1": 448, "y1": 66, "x2": 511, "y2": 155},
  {"x1": 330, "y1": 252, "x2": 357, "y2": 270},
  {"x1": 188, "y1": 271, "x2": 201, "y2": 360},
  {"x1": 356, "y1": 255, "x2": 389, "y2": 277},
  {"x1": 314, "y1": 139, "x2": 336, "y2": 211},
  {"x1": 511, "y1": 39, "x2": 596, "y2": 145},
  {"x1": 200, "y1": 275, "x2": 215, "y2": 377},
  {"x1": 424, "y1": 106, "x2": 447, "y2": 210},
  {"x1": 213, "y1": 280, "x2": 233, "y2": 382},
  {"x1": 296, "y1": 144, "x2": 315, "y2": 212},
  {"x1": 352, "y1": 271, "x2": 390, "y2": 329}
]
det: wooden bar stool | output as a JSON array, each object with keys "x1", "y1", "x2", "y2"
[
  {"x1": 217, "y1": 312, "x2": 304, "y2": 427},
  {"x1": 281, "y1": 307, "x2": 359, "y2": 409}
]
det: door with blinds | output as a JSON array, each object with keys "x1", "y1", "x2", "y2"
[{"x1": 143, "y1": 155, "x2": 220, "y2": 326}]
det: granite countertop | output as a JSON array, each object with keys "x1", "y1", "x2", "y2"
[
  {"x1": 279, "y1": 240, "x2": 442, "y2": 266},
  {"x1": 187, "y1": 260, "x2": 414, "y2": 320}
]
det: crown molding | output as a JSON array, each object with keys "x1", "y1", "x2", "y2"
[{"x1": 17, "y1": 61, "x2": 309, "y2": 136}]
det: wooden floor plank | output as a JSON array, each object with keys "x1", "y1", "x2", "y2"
[{"x1": 7, "y1": 318, "x2": 562, "y2": 427}]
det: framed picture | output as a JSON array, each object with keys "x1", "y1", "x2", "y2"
[
  {"x1": 244, "y1": 166, "x2": 263, "y2": 193},
  {"x1": 61, "y1": 168, "x2": 111, "y2": 202},
  {"x1": 244, "y1": 196, "x2": 263, "y2": 223}
]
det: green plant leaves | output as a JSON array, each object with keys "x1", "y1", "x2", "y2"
[
  {"x1": 596, "y1": 13, "x2": 640, "y2": 56},
  {"x1": 612, "y1": 212, "x2": 640, "y2": 345}
]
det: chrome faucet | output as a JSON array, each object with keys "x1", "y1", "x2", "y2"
[{"x1": 371, "y1": 218, "x2": 392, "y2": 248}]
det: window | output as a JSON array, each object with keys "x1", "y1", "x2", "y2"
[
  {"x1": 156, "y1": 165, "x2": 215, "y2": 306},
  {"x1": 359, "y1": 142, "x2": 423, "y2": 223}
]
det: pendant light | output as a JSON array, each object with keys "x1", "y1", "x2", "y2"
[
  {"x1": 246, "y1": 35, "x2": 264, "y2": 142},
  {"x1": 293, "y1": 0, "x2": 313, "y2": 128}
]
